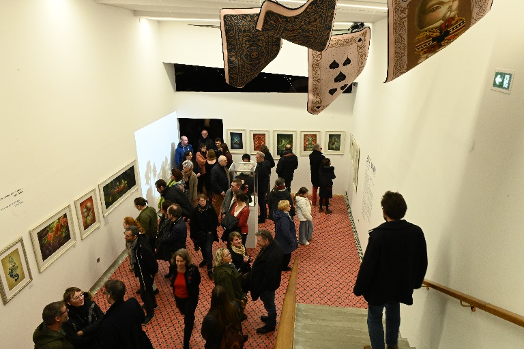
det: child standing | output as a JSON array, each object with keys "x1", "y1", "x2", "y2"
[
  {"x1": 318, "y1": 158, "x2": 336, "y2": 214},
  {"x1": 295, "y1": 187, "x2": 313, "y2": 245}
]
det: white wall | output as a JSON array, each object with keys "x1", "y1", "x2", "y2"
[
  {"x1": 348, "y1": 1, "x2": 524, "y2": 348},
  {"x1": 0, "y1": 1, "x2": 175, "y2": 348}
]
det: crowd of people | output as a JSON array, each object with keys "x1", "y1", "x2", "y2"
[{"x1": 32, "y1": 129, "x2": 428, "y2": 349}]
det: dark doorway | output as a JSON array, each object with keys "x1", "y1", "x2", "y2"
[{"x1": 178, "y1": 118, "x2": 224, "y2": 152}]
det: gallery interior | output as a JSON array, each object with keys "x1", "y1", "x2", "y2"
[{"x1": 0, "y1": 0, "x2": 522, "y2": 348}]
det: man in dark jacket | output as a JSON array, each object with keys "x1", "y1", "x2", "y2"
[
  {"x1": 354, "y1": 191, "x2": 428, "y2": 349},
  {"x1": 255, "y1": 151, "x2": 271, "y2": 223},
  {"x1": 268, "y1": 177, "x2": 295, "y2": 221},
  {"x1": 308, "y1": 144, "x2": 325, "y2": 206},
  {"x1": 33, "y1": 301, "x2": 73, "y2": 349},
  {"x1": 196, "y1": 129, "x2": 214, "y2": 153},
  {"x1": 97, "y1": 279, "x2": 153, "y2": 348},
  {"x1": 210, "y1": 155, "x2": 230, "y2": 217},
  {"x1": 157, "y1": 204, "x2": 187, "y2": 277},
  {"x1": 251, "y1": 230, "x2": 283, "y2": 334},
  {"x1": 125, "y1": 226, "x2": 158, "y2": 325},
  {"x1": 155, "y1": 179, "x2": 193, "y2": 217},
  {"x1": 276, "y1": 144, "x2": 298, "y2": 193}
]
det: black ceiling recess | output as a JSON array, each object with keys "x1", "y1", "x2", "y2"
[{"x1": 173, "y1": 63, "x2": 352, "y2": 94}]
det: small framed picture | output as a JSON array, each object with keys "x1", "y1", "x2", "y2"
[
  {"x1": 249, "y1": 130, "x2": 270, "y2": 154},
  {"x1": 99, "y1": 160, "x2": 139, "y2": 217},
  {"x1": 226, "y1": 129, "x2": 247, "y2": 154},
  {"x1": 324, "y1": 131, "x2": 345, "y2": 155},
  {"x1": 0, "y1": 237, "x2": 32, "y2": 304},
  {"x1": 74, "y1": 188, "x2": 102, "y2": 240},
  {"x1": 300, "y1": 131, "x2": 321, "y2": 156},
  {"x1": 274, "y1": 131, "x2": 297, "y2": 158},
  {"x1": 350, "y1": 134, "x2": 361, "y2": 192},
  {"x1": 30, "y1": 205, "x2": 77, "y2": 273}
]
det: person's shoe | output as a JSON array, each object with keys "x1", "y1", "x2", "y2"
[
  {"x1": 194, "y1": 245, "x2": 200, "y2": 252},
  {"x1": 256, "y1": 325, "x2": 275, "y2": 334},
  {"x1": 305, "y1": 241, "x2": 310, "y2": 246},
  {"x1": 136, "y1": 288, "x2": 141, "y2": 294},
  {"x1": 282, "y1": 266, "x2": 292, "y2": 271},
  {"x1": 260, "y1": 315, "x2": 268, "y2": 322},
  {"x1": 153, "y1": 289, "x2": 159, "y2": 295},
  {"x1": 325, "y1": 209, "x2": 333, "y2": 214},
  {"x1": 240, "y1": 313, "x2": 248, "y2": 321},
  {"x1": 164, "y1": 273, "x2": 173, "y2": 278},
  {"x1": 318, "y1": 207, "x2": 323, "y2": 213},
  {"x1": 208, "y1": 271, "x2": 214, "y2": 280},
  {"x1": 243, "y1": 334, "x2": 249, "y2": 342},
  {"x1": 199, "y1": 261, "x2": 207, "y2": 268},
  {"x1": 141, "y1": 314, "x2": 154, "y2": 326},
  {"x1": 258, "y1": 219, "x2": 266, "y2": 224},
  {"x1": 142, "y1": 304, "x2": 158, "y2": 309}
]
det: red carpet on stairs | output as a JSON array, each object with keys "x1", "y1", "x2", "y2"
[{"x1": 92, "y1": 195, "x2": 366, "y2": 348}]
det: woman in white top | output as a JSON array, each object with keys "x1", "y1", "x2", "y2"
[{"x1": 295, "y1": 187, "x2": 313, "y2": 245}]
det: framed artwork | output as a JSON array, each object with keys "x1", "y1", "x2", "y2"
[
  {"x1": 99, "y1": 160, "x2": 139, "y2": 217},
  {"x1": 249, "y1": 130, "x2": 270, "y2": 154},
  {"x1": 324, "y1": 131, "x2": 345, "y2": 155},
  {"x1": 226, "y1": 129, "x2": 246, "y2": 154},
  {"x1": 0, "y1": 237, "x2": 32, "y2": 304},
  {"x1": 300, "y1": 131, "x2": 320, "y2": 156},
  {"x1": 74, "y1": 188, "x2": 102, "y2": 240},
  {"x1": 274, "y1": 131, "x2": 297, "y2": 158},
  {"x1": 350, "y1": 134, "x2": 361, "y2": 192},
  {"x1": 30, "y1": 205, "x2": 76, "y2": 273}
]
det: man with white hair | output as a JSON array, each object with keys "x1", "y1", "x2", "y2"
[{"x1": 210, "y1": 155, "x2": 230, "y2": 217}]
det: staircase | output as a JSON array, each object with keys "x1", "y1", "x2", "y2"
[{"x1": 294, "y1": 303, "x2": 413, "y2": 349}]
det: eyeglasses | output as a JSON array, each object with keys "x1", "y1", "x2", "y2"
[
  {"x1": 61, "y1": 308, "x2": 69, "y2": 314},
  {"x1": 72, "y1": 293, "x2": 84, "y2": 301}
]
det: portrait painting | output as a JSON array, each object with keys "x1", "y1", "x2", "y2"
[
  {"x1": 300, "y1": 131, "x2": 320, "y2": 156},
  {"x1": 325, "y1": 131, "x2": 345, "y2": 154},
  {"x1": 386, "y1": 0, "x2": 492, "y2": 82},
  {"x1": 0, "y1": 237, "x2": 32, "y2": 304},
  {"x1": 226, "y1": 129, "x2": 246, "y2": 154},
  {"x1": 274, "y1": 131, "x2": 296, "y2": 158},
  {"x1": 75, "y1": 188, "x2": 102, "y2": 240},
  {"x1": 99, "y1": 160, "x2": 139, "y2": 217},
  {"x1": 30, "y1": 205, "x2": 76, "y2": 273},
  {"x1": 249, "y1": 130, "x2": 270, "y2": 154}
]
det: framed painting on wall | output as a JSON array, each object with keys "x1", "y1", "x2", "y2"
[
  {"x1": 226, "y1": 129, "x2": 246, "y2": 154},
  {"x1": 74, "y1": 188, "x2": 102, "y2": 240},
  {"x1": 0, "y1": 237, "x2": 32, "y2": 304},
  {"x1": 300, "y1": 131, "x2": 320, "y2": 156},
  {"x1": 99, "y1": 160, "x2": 139, "y2": 217},
  {"x1": 249, "y1": 130, "x2": 270, "y2": 154},
  {"x1": 274, "y1": 131, "x2": 297, "y2": 158},
  {"x1": 324, "y1": 131, "x2": 345, "y2": 155},
  {"x1": 30, "y1": 205, "x2": 76, "y2": 273}
]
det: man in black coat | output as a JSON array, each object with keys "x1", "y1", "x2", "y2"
[
  {"x1": 157, "y1": 204, "x2": 187, "y2": 277},
  {"x1": 276, "y1": 144, "x2": 298, "y2": 193},
  {"x1": 196, "y1": 129, "x2": 214, "y2": 153},
  {"x1": 155, "y1": 179, "x2": 193, "y2": 217},
  {"x1": 210, "y1": 155, "x2": 230, "y2": 217},
  {"x1": 251, "y1": 230, "x2": 283, "y2": 334},
  {"x1": 255, "y1": 151, "x2": 271, "y2": 223},
  {"x1": 308, "y1": 144, "x2": 325, "y2": 206},
  {"x1": 125, "y1": 226, "x2": 158, "y2": 325},
  {"x1": 97, "y1": 279, "x2": 153, "y2": 348},
  {"x1": 268, "y1": 177, "x2": 295, "y2": 221},
  {"x1": 354, "y1": 191, "x2": 427, "y2": 349}
]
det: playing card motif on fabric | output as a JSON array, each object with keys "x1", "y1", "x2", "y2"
[
  {"x1": 308, "y1": 27, "x2": 371, "y2": 115},
  {"x1": 221, "y1": 8, "x2": 282, "y2": 88},
  {"x1": 385, "y1": 0, "x2": 493, "y2": 82},
  {"x1": 256, "y1": 0, "x2": 337, "y2": 52}
]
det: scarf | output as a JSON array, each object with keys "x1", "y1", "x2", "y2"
[
  {"x1": 129, "y1": 238, "x2": 138, "y2": 266},
  {"x1": 274, "y1": 184, "x2": 286, "y2": 191},
  {"x1": 231, "y1": 244, "x2": 246, "y2": 257}
]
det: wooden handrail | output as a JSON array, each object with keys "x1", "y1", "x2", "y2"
[
  {"x1": 423, "y1": 279, "x2": 524, "y2": 327},
  {"x1": 275, "y1": 257, "x2": 299, "y2": 349}
]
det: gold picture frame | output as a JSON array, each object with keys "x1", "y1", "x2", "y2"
[
  {"x1": 30, "y1": 205, "x2": 76, "y2": 273},
  {"x1": 0, "y1": 237, "x2": 32, "y2": 304}
]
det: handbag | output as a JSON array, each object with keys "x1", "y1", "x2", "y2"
[{"x1": 221, "y1": 212, "x2": 239, "y2": 230}]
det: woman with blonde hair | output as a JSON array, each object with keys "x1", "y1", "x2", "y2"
[
  {"x1": 171, "y1": 248, "x2": 201, "y2": 349},
  {"x1": 273, "y1": 199, "x2": 298, "y2": 271},
  {"x1": 213, "y1": 247, "x2": 247, "y2": 321}
]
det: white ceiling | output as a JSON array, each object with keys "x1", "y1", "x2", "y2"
[{"x1": 94, "y1": 0, "x2": 388, "y2": 26}]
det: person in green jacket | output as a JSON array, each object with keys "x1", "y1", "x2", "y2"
[
  {"x1": 213, "y1": 247, "x2": 247, "y2": 321},
  {"x1": 33, "y1": 301, "x2": 73, "y2": 349},
  {"x1": 134, "y1": 197, "x2": 158, "y2": 250}
]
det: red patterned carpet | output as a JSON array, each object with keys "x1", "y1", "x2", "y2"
[{"x1": 92, "y1": 195, "x2": 365, "y2": 348}]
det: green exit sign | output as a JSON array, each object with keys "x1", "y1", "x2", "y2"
[{"x1": 492, "y1": 69, "x2": 514, "y2": 94}]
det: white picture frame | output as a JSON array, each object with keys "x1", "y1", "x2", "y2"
[
  {"x1": 0, "y1": 237, "x2": 32, "y2": 304},
  {"x1": 299, "y1": 131, "x2": 321, "y2": 156},
  {"x1": 249, "y1": 130, "x2": 270, "y2": 155},
  {"x1": 324, "y1": 131, "x2": 345, "y2": 155},
  {"x1": 99, "y1": 160, "x2": 139, "y2": 217},
  {"x1": 274, "y1": 130, "x2": 297, "y2": 158},
  {"x1": 74, "y1": 188, "x2": 102, "y2": 240},
  {"x1": 30, "y1": 205, "x2": 77, "y2": 273},
  {"x1": 226, "y1": 129, "x2": 247, "y2": 154}
]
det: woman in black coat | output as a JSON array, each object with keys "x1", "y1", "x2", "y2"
[
  {"x1": 318, "y1": 157, "x2": 336, "y2": 214},
  {"x1": 63, "y1": 288, "x2": 104, "y2": 348},
  {"x1": 171, "y1": 248, "x2": 201, "y2": 349},
  {"x1": 189, "y1": 194, "x2": 218, "y2": 279}
]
